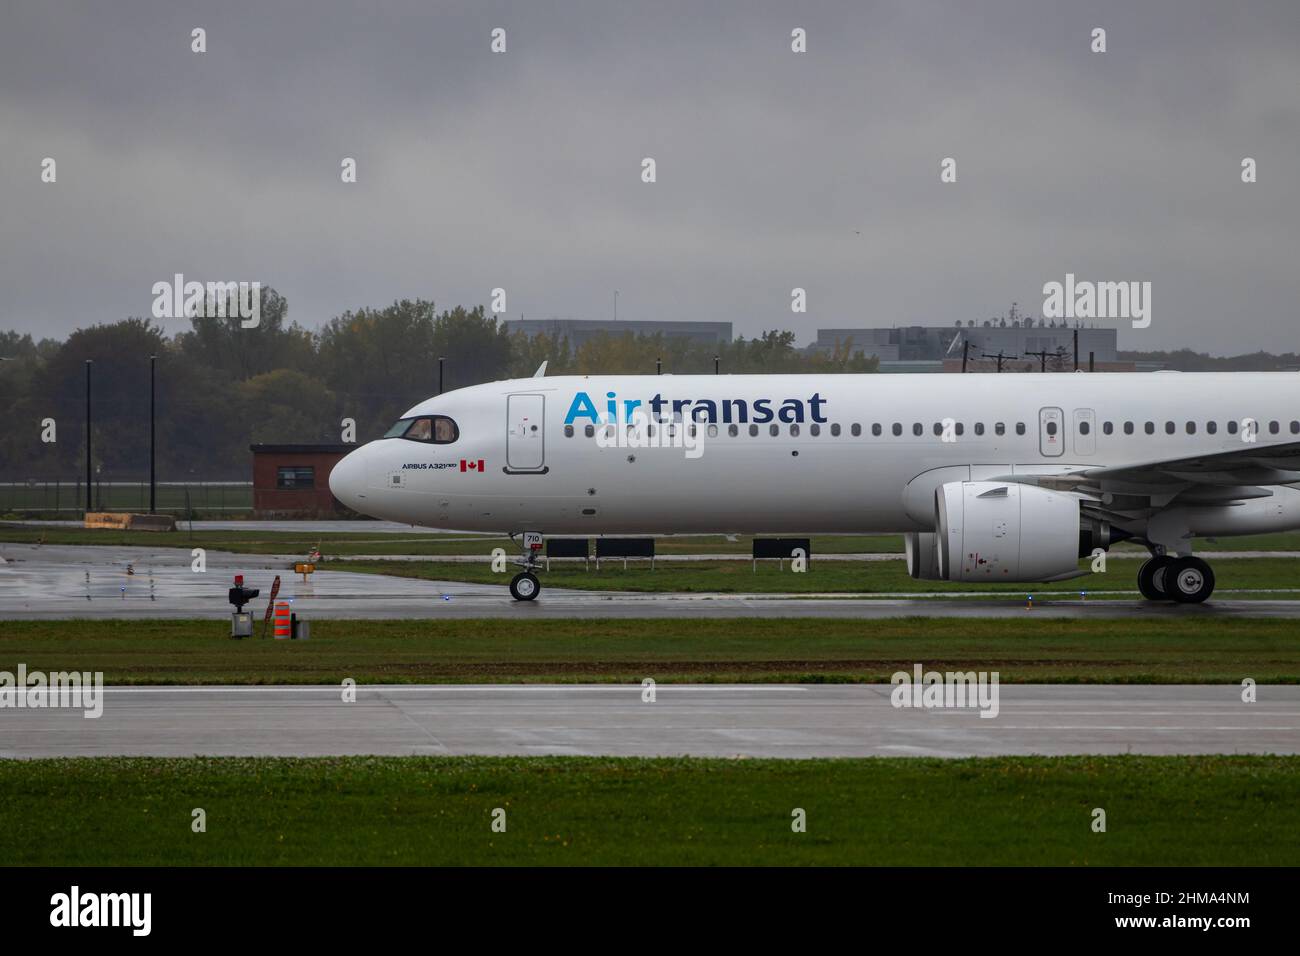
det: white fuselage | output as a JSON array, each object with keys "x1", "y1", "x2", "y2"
[{"x1": 328, "y1": 372, "x2": 1300, "y2": 538}]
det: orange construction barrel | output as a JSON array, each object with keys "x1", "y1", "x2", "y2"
[{"x1": 273, "y1": 601, "x2": 292, "y2": 639}]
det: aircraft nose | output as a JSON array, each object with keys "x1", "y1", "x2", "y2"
[{"x1": 329, "y1": 446, "x2": 368, "y2": 509}]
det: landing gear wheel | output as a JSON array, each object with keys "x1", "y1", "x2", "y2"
[
  {"x1": 510, "y1": 571, "x2": 541, "y2": 601},
  {"x1": 1168, "y1": 556, "x2": 1215, "y2": 604},
  {"x1": 1137, "y1": 555, "x2": 1175, "y2": 601}
]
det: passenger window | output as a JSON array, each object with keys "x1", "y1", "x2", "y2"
[
  {"x1": 955, "y1": 422, "x2": 964, "y2": 436},
  {"x1": 728, "y1": 424, "x2": 738, "y2": 437},
  {"x1": 853, "y1": 424, "x2": 864, "y2": 437},
  {"x1": 1046, "y1": 421, "x2": 1058, "y2": 436},
  {"x1": 1207, "y1": 421, "x2": 1217, "y2": 434},
  {"x1": 564, "y1": 424, "x2": 574, "y2": 437},
  {"x1": 912, "y1": 423, "x2": 923, "y2": 436},
  {"x1": 932, "y1": 422, "x2": 944, "y2": 437},
  {"x1": 995, "y1": 423, "x2": 1005, "y2": 436},
  {"x1": 1292, "y1": 421, "x2": 1300, "y2": 435},
  {"x1": 1124, "y1": 421, "x2": 1134, "y2": 435},
  {"x1": 749, "y1": 424, "x2": 759, "y2": 437},
  {"x1": 1227, "y1": 420, "x2": 1238, "y2": 435},
  {"x1": 584, "y1": 424, "x2": 595, "y2": 438},
  {"x1": 1102, "y1": 422, "x2": 1113, "y2": 435},
  {"x1": 1186, "y1": 421, "x2": 1196, "y2": 434},
  {"x1": 1079, "y1": 421, "x2": 1090, "y2": 435},
  {"x1": 1165, "y1": 421, "x2": 1175, "y2": 435},
  {"x1": 830, "y1": 423, "x2": 841, "y2": 437},
  {"x1": 769, "y1": 424, "x2": 779, "y2": 436},
  {"x1": 809, "y1": 424, "x2": 819, "y2": 437},
  {"x1": 1015, "y1": 423, "x2": 1026, "y2": 436},
  {"x1": 892, "y1": 423, "x2": 902, "y2": 436},
  {"x1": 790, "y1": 424, "x2": 801, "y2": 437},
  {"x1": 974, "y1": 422, "x2": 984, "y2": 436},
  {"x1": 1145, "y1": 422, "x2": 1155, "y2": 435},
  {"x1": 1270, "y1": 420, "x2": 1280, "y2": 434},
  {"x1": 869, "y1": 424, "x2": 879, "y2": 437}
]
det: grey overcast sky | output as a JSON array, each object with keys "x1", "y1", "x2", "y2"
[{"x1": 1, "y1": 0, "x2": 1297, "y2": 353}]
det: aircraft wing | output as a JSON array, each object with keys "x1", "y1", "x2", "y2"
[{"x1": 985, "y1": 441, "x2": 1300, "y2": 518}]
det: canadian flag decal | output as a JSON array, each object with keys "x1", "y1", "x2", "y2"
[{"x1": 460, "y1": 459, "x2": 485, "y2": 472}]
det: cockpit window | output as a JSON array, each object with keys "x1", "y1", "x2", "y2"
[{"x1": 384, "y1": 415, "x2": 459, "y2": 443}]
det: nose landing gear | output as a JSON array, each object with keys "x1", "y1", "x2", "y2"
[
  {"x1": 509, "y1": 571, "x2": 540, "y2": 601},
  {"x1": 508, "y1": 532, "x2": 545, "y2": 601}
]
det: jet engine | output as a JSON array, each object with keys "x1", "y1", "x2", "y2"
[{"x1": 931, "y1": 481, "x2": 1103, "y2": 582}]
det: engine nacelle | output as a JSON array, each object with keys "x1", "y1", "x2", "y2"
[{"x1": 935, "y1": 481, "x2": 1083, "y2": 582}]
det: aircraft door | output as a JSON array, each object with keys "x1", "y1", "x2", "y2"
[
  {"x1": 1073, "y1": 408, "x2": 1096, "y2": 456},
  {"x1": 506, "y1": 393, "x2": 546, "y2": 472},
  {"x1": 1039, "y1": 407, "x2": 1064, "y2": 457}
]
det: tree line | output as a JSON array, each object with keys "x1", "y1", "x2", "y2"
[{"x1": 0, "y1": 290, "x2": 877, "y2": 480}]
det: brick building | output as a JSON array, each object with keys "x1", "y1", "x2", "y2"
[{"x1": 250, "y1": 444, "x2": 352, "y2": 517}]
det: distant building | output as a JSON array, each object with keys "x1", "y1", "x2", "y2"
[
  {"x1": 250, "y1": 444, "x2": 352, "y2": 517},
  {"x1": 941, "y1": 357, "x2": 1137, "y2": 373},
  {"x1": 810, "y1": 323, "x2": 1119, "y2": 366},
  {"x1": 504, "y1": 318, "x2": 732, "y2": 348}
]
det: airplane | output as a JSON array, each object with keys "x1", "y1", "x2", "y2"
[{"x1": 328, "y1": 371, "x2": 1300, "y2": 602}]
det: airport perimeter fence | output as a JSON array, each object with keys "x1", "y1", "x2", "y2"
[{"x1": 0, "y1": 480, "x2": 253, "y2": 515}]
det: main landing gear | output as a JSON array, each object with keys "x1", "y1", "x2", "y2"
[
  {"x1": 508, "y1": 532, "x2": 545, "y2": 601},
  {"x1": 1137, "y1": 553, "x2": 1215, "y2": 603}
]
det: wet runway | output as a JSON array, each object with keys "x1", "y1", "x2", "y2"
[
  {"x1": 3, "y1": 542, "x2": 1300, "y2": 620},
  {"x1": 2, "y1": 684, "x2": 1296, "y2": 758},
  {"x1": 3, "y1": 519, "x2": 476, "y2": 534}
]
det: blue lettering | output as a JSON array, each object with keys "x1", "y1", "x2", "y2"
[
  {"x1": 565, "y1": 390, "x2": 827, "y2": 426},
  {"x1": 564, "y1": 392, "x2": 601, "y2": 425}
]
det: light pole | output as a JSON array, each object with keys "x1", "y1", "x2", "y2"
[
  {"x1": 149, "y1": 354, "x2": 156, "y2": 514},
  {"x1": 85, "y1": 360, "x2": 92, "y2": 513}
]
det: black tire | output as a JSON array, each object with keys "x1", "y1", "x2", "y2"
[
  {"x1": 1137, "y1": 556, "x2": 1175, "y2": 601},
  {"x1": 1168, "y1": 556, "x2": 1215, "y2": 604},
  {"x1": 509, "y1": 571, "x2": 541, "y2": 601}
]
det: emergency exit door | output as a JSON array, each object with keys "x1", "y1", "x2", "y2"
[
  {"x1": 506, "y1": 394, "x2": 545, "y2": 471},
  {"x1": 1039, "y1": 406, "x2": 1064, "y2": 457},
  {"x1": 1073, "y1": 408, "x2": 1096, "y2": 455}
]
